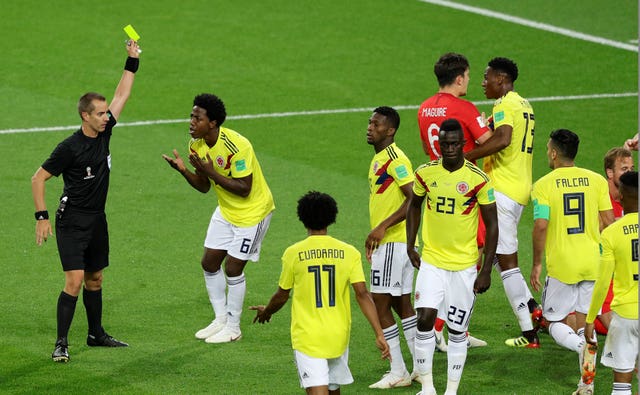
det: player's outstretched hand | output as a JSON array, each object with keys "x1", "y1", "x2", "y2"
[
  {"x1": 162, "y1": 149, "x2": 187, "y2": 173},
  {"x1": 375, "y1": 334, "x2": 391, "y2": 361},
  {"x1": 249, "y1": 305, "x2": 271, "y2": 324}
]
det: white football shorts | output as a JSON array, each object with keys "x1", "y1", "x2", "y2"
[
  {"x1": 601, "y1": 312, "x2": 639, "y2": 373},
  {"x1": 541, "y1": 276, "x2": 594, "y2": 321},
  {"x1": 414, "y1": 261, "x2": 477, "y2": 333},
  {"x1": 204, "y1": 206, "x2": 272, "y2": 262},
  {"x1": 294, "y1": 348, "x2": 353, "y2": 390},
  {"x1": 370, "y1": 242, "x2": 415, "y2": 296},
  {"x1": 494, "y1": 190, "x2": 524, "y2": 255}
]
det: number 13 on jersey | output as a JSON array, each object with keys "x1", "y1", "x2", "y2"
[{"x1": 521, "y1": 112, "x2": 534, "y2": 154}]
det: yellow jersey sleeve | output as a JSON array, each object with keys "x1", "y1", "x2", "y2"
[{"x1": 368, "y1": 143, "x2": 414, "y2": 244}]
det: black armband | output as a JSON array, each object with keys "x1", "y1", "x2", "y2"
[
  {"x1": 35, "y1": 211, "x2": 49, "y2": 220},
  {"x1": 124, "y1": 56, "x2": 139, "y2": 73}
]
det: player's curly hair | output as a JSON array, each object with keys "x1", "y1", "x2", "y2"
[
  {"x1": 297, "y1": 191, "x2": 338, "y2": 231},
  {"x1": 194, "y1": 93, "x2": 226, "y2": 126},
  {"x1": 434, "y1": 52, "x2": 469, "y2": 87},
  {"x1": 373, "y1": 106, "x2": 400, "y2": 130},
  {"x1": 488, "y1": 57, "x2": 518, "y2": 82},
  {"x1": 550, "y1": 128, "x2": 580, "y2": 160}
]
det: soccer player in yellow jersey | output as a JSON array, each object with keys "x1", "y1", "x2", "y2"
[
  {"x1": 584, "y1": 171, "x2": 638, "y2": 395},
  {"x1": 465, "y1": 57, "x2": 542, "y2": 348},
  {"x1": 163, "y1": 93, "x2": 275, "y2": 343},
  {"x1": 529, "y1": 129, "x2": 615, "y2": 395},
  {"x1": 251, "y1": 191, "x2": 390, "y2": 394},
  {"x1": 407, "y1": 119, "x2": 498, "y2": 395},
  {"x1": 365, "y1": 106, "x2": 417, "y2": 388},
  {"x1": 592, "y1": 147, "x2": 635, "y2": 334}
]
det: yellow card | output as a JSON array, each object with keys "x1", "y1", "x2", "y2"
[{"x1": 123, "y1": 24, "x2": 140, "y2": 41}]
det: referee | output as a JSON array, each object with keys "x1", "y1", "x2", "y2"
[{"x1": 31, "y1": 40, "x2": 141, "y2": 362}]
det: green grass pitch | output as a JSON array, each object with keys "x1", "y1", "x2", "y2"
[{"x1": 0, "y1": 0, "x2": 637, "y2": 393}]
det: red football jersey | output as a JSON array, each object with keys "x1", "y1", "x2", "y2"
[{"x1": 418, "y1": 93, "x2": 490, "y2": 160}]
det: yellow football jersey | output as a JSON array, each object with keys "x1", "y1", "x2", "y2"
[
  {"x1": 532, "y1": 167, "x2": 612, "y2": 283},
  {"x1": 189, "y1": 126, "x2": 274, "y2": 226},
  {"x1": 587, "y1": 213, "x2": 639, "y2": 322},
  {"x1": 369, "y1": 143, "x2": 414, "y2": 244},
  {"x1": 483, "y1": 91, "x2": 534, "y2": 205},
  {"x1": 279, "y1": 235, "x2": 365, "y2": 358},
  {"x1": 413, "y1": 160, "x2": 495, "y2": 270}
]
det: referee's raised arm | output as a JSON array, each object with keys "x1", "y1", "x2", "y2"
[{"x1": 109, "y1": 39, "x2": 141, "y2": 121}]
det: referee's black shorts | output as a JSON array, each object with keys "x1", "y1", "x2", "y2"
[{"x1": 55, "y1": 209, "x2": 109, "y2": 272}]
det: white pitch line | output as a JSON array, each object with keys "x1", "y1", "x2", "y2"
[
  {"x1": 0, "y1": 92, "x2": 637, "y2": 135},
  {"x1": 418, "y1": 0, "x2": 638, "y2": 53}
]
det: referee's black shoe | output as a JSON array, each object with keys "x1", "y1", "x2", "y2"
[
  {"x1": 87, "y1": 332, "x2": 129, "y2": 347},
  {"x1": 52, "y1": 337, "x2": 69, "y2": 362}
]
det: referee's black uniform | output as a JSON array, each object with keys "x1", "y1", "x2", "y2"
[{"x1": 42, "y1": 112, "x2": 116, "y2": 271}]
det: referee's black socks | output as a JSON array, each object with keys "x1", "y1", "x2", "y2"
[
  {"x1": 83, "y1": 288, "x2": 104, "y2": 337},
  {"x1": 57, "y1": 291, "x2": 78, "y2": 340}
]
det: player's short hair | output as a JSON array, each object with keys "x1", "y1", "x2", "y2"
[
  {"x1": 373, "y1": 106, "x2": 400, "y2": 130},
  {"x1": 549, "y1": 129, "x2": 580, "y2": 160},
  {"x1": 488, "y1": 57, "x2": 518, "y2": 82},
  {"x1": 434, "y1": 53, "x2": 469, "y2": 87},
  {"x1": 297, "y1": 191, "x2": 338, "y2": 231},
  {"x1": 78, "y1": 92, "x2": 106, "y2": 119},
  {"x1": 194, "y1": 93, "x2": 227, "y2": 126},
  {"x1": 440, "y1": 118, "x2": 463, "y2": 139},
  {"x1": 619, "y1": 170, "x2": 638, "y2": 191},
  {"x1": 604, "y1": 147, "x2": 633, "y2": 172}
]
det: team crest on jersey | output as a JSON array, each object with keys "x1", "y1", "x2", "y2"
[
  {"x1": 373, "y1": 161, "x2": 379, "y2": 173},
  {"x1": 456, "y1": 182, "x2": 469, "y2": 194},
  {"x1": 215, "y1": 155, "x2": 225, "y2": 168},
  {"x1": 415, "y1": 291, "x2": 420, "y2": 301}
]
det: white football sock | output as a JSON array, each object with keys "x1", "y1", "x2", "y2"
[
  {"x1": 500, "y1": 268, "x2": 534, "y2": 331},
  {"x1": 549, "y1": 322, "x2": 583, "y2": 353},
  {"x1": 401, "y1": 314, "x2": 417, "y2": 360},
  {"x1": 204, "y1": 270, "x2": 227, "y2": 322},
  {"x1": 415, "y1": 329, "x2": 436, "y2": 393},
  {"x1": 612, "y1": 382, "x2": 632, "y2": 394},
  {"x1": 226, "y1": 273, "x2": 246, "y2": 329},
  {"x1": 383, "y1": 324, "x2": 407, "y2": 375},
  {"x1": 447, "y1": 332, "x2": 468, "y2": 384}
]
